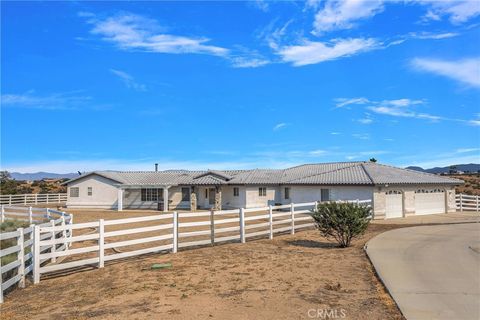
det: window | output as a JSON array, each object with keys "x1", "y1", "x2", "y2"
[
  {"x1": 205, "y1": 189, "x2": 208, "y2": 199},
  {"x1": 233, "y1": 187, "x2": 239, "y2": 197},
  {"x1": 87, "y1": 187, "x2": 92, "y2": 196},
  {"x1": 321, "y1": 189, "x2": 330, "y2": 201},
  {"x1": 70, "y1": 187, "x2": 79, "y2": 197},
  {"x1": 182, "y1": 187, "x2": 190, "y2": 202},
  {"x1": 141, "y1": 188, "x2": 161, "y2": 202},
  {"x1": 259, "y1": 187, "x2": 267, "y2": 197},
  {"x1": 284, "y1": 187, "x2": 290, "y2": 200}
]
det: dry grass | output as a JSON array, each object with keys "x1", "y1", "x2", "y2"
[
  {"x1": 454, "y1": 174, "x2": 480, "y2": 196},
  {"x1": 0, "y1": 208, "x2": 407, "y2": 320}
]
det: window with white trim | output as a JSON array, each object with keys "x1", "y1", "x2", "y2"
[
  {"x1": 70, "y1": 187, "x2": 79, "y2": 197},
  {"x1": 87, "y1": 187, "x2": 92, "y2": 196},
  {"x1": 259, "y1": 187, "x2": 267, "y2": 197},
  {"x1": 233, "y1": 187, "x2": 239, "y2": 197},
  {"x1": 141, "y1": 188, "x2": 161, "y2": 202}
]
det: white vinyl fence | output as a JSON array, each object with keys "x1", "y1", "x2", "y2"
[
  {"x1": 0, "y1": 207, "x2": 72, "y2": 303},
  {"x1": 456, "y1": 194, "x2": 480, "y2": 211},
  {"x1": 0, "y1": 193, "x2": 67, "y2": 206},
  {"x1": 0, "y1": 199, "x2": 370, "y2": 303},
  {"x1": 32, "y1": 200, "x2": 372, "y2": 284}
]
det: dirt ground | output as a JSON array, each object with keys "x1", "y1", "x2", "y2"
[{"x1": 0, "y1": 210, "x2": 407, "y2": 320}]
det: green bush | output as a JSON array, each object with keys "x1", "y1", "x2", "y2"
[{"x1": 311, "y1": 201, "x2": 371, "y2": 248}]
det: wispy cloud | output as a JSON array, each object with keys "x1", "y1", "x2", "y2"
[
  {"x1": 420, "y1": 0, "x2": 480, "y2": 24},
  {"x1": 411, "y1": 57, "x2": 480, "y2": 88},
  {"x1": 249, "y1": 0, "x2": 269, "y2": 12},
  {"x1": 110, "y1": 69, "x2": 147, "y2": 91},
  {"x1": 352, "y1": 133, "x2": 370, "y2": 140},
  {"x1": 409, "y1": 31, "x2": 460, "y2": 40},
  {"x1": 335, "y1": 96, "x2": 478, "y2": 126},
  {"x1": 273, "y1": 123, "x2": 288, "y2": 131},
  {"x1": 334, "y1": 97, "x2": 370, "y2": 108},
  {"x1": 312, "y1": 0, "x2": 384, "y2": 34},
  {"x1": 1, "y1": 91, "x2": 93, "y2": 110},
  {"x1": 277, "y1": 38, "x2": 379, "y2": 66},
  {"x1": 230, "y1": 56, "x2": 270, "y2": 68},
  {"x1": 84, "y1": 12, "x2": 229, "y2": 57},
  {"x1": 455, "y1": 148, "x2": 480, "y2": 153}
]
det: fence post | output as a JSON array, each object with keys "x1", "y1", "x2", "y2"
[
  {"x1": 268, "y1": 205, "x2": 273, "y2": 240},
  {"x1": 18, "y1": 228, "x2": 26, "y2": 288},
  {"x1": 60, "y1": 216, "x2": 67, "y2": 250},
  {"x1": 50, "y1": 220, "x2": 56, "y2": 263},
  {"x1": 29, "y1": 206, "x2": 33, "y2": 224},
  {"x1": 58, "y1": 194, "x2": 61, "y2": 203},
  {"x1": 98, "y1": 219, "x2": 104, "y2": 268},
  {"x1": 172, "y1": 211, "x2": 178, "y2": 253},
  {"x1": 24, "y1": 194, "x2": 27, "y2": 206},
  {"x1": 9, "y1": 194, "x2": 12, "y2": 206},
  {"x1": 477, "y1": 195, "x2": 479, "y2": 212},
  {"x1": 35, "y1": 193, "x2": 38, "y2": 205},
  {"x1": 210, "y1": 210, "x2": 215, "y2": 246},
  {"x1": 0, "y1": 254, "x2": 3, "y2": 303},
  {"x1": 33, "y1": 225, "x2": 40, "y2": 284},
  {"x1": 1, "y1": 205, "x2": 4, "y2": 223},
  {"x1": 460, "y1": 194, "x2": 463, "y2": 211},
  {"x1": 239, "y1": 208, "x2": 245, "y2": 243},
  {"x1": 290, "y1": 203, "x2": 295, "y2": 235}
]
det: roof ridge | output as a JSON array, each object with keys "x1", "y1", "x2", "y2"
[
  {"x1": 359, "y1": 162, "x2": 375, "y2": 185},
  {"x1": 282, "y1": 163, "x2": 363, "y2": 183}
]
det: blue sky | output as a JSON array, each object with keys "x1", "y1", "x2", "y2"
[{"x1": 1, "y1": 0, "x2": 479, "y2": 173}]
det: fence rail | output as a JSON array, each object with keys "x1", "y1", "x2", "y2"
[
  {"x1": 0, "y1": 193, "x2": 67, "y2": 206},
  {"x1": 456, "y1": 194, "x2": 480, "y2": 212},
  {"x1": 0, "y1": 207, "x2": 72, "y2": 303},
  {"x1": 1, "y1": 199, "x2": 371, "y2": 303}
]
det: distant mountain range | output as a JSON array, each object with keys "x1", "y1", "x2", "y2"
[
  {"x1": 406, "y1": 163, "x2": 480, "y2": 174},
  {"x1": 10, "y1": 172, "x2": 78, "y2": 180}
]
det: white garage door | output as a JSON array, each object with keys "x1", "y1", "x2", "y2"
[
  {"x1": 385, "y1": 191, "x2": 403, "y2": 219},
  {"x1": 415, "y1": 189, "x2": 445, "y2": 215}
]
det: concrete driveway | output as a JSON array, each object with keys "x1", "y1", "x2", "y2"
[{"x1": 366, "y1": 223, "x2": 480, "y2": 320}]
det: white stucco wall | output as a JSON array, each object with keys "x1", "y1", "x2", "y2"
[
  {"x1": 286, "y1": 186, "x2": 373, "y2": 204},
  {"x1": 222, "y1": 186, "x2": 246, "y2": 209},
  {"x1": 245, "y1": 186, "x2": 281, "y2": 208},
  {"x1": 66, "y1": 175, "x2": 119, "y2": 209}
]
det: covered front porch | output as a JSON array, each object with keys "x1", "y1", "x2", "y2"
[{"x1": 115, "y1": 185, "x2": 225, "y2": 212}]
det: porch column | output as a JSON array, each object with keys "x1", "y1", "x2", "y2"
[
  {"x1": 163, "y1": 186, "x2": 170, "y2": 212},
  {"x1": 117, "y1": 188, "x2": 123, "y2": 211},
  {"x1": 214, "y1": 186, "x2": 222, "y2": 211},
  {"x1": 190, "y1": 186, "x2": 197, "y2": 212}
]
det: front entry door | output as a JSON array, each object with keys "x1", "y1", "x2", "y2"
[{"x1": 209, "y1": 188, "x2": 216, "y2": 206}]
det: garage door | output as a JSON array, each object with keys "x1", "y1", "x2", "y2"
[
  {"x1": 415, "y1": 189, "x2": 445, "y2": 215},
  {"x1": 385, "y1": 190, "x2": 403, "y2": 219}
]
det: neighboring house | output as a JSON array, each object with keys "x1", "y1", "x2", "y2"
[{"x1": 63, "y1": 162, "x2": 463, "y2": 219}]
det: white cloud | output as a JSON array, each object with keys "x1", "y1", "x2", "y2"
[
  {"x1": 380, "y1": 98, "x2": 425, "y2": 107},
  {"x1": 110, "y1": 69, "x2": 146, "y2": 91},
  {"x1": 335, "y1": 97, "x2": 370, "y2": 108},
  {"x1": 352, "y1": 133, "x2": 370, "y2": 140},
  {"x1": 273, "y1": 123, "x2": 288, "y2": 131},
  {"x1": 357, "y1": 118, "x2": 373, "y2": 124},
  {"x1": 409, "y1": 31, "x2": 460, "y2": 40},
  {"x1": 456, "y1": 148, "x2": 480, "y2": 153},
  {"x1": 330, "y1": 132, "x2": 341, "y2": 135},
  {"x1": 419, "y1": 1, "x2": 480, "y2": 24},
  {"x1": 1, "y1": 91, "x2": 92, "y2": 110},
  {"x1": 411, "y1": 57, "x2": 480, "y2": 88},
  {"x1": 230, "y1": 56, "x2": 270, "y2": 68},
  {"x1": 277, "y1": 38, "x2": 379, "y2": 66},
  {"x1": 86, "y1": 12, "x2": 228, "y2": 57},
  {"x1": 250, "y1": 0, "x2": 269, "y2": 12},
  {"x1": 367, "y1": 106, "x2": 441, "y2": 121},
  {"x1": 313, "y1": 0, "x2": 384, "y2": 34}
]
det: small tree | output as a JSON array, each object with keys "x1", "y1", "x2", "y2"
[
  {"x1": 311, "y1": 201, "x2": 371, "y2": 248},
  {"x1": 369, "y1": 158, "x2": 377, "y2": 163}
]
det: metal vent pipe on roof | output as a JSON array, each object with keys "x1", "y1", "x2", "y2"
[{"x1": 155, "y1": 163, "x2": 158, "y2": 172}]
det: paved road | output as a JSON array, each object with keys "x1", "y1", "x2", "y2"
[{"x1": 366, "y1": 223, "x2": 480, "y2": 320}]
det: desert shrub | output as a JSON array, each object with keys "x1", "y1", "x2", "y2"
[{"x1": 311, "y1": 202, "x2": 371, "y2": 248}]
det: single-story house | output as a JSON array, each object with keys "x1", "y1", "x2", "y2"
[{"x1": 63, "y1": 161, "x2": 463, "y2": 219}]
